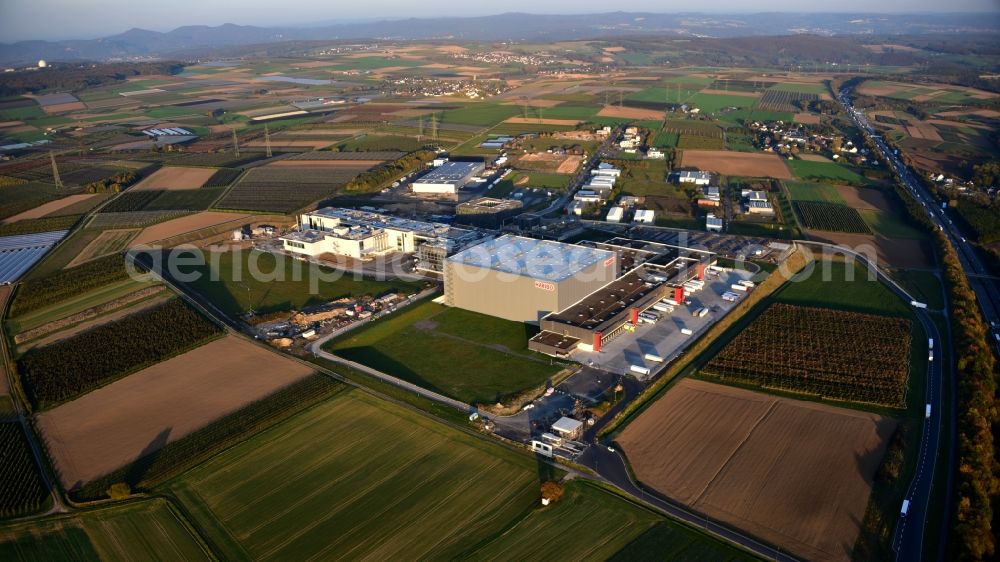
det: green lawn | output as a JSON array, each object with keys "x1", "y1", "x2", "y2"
[
  {"x1": 182, "y1": 249, "x2": 423, "y2": 316},
  {"x1": 610, "y1": 520, "x2": 760, "y2": 561},
  {"x1": 893, "y1": 269, "x2": 945, "y2": 311},
  {"x1": 469, "y1": 481, "x2": 704, "y2": 561},
  {"x1": 0, "y1": 499, "x2": 210, "y2": 561},
  {"x1": 165, "y1": 389, "x2": 745, "y2": 560},
  {"x1": 438, "y1": 104, "x2": 523, "y2": 127},
  {"x1": 859, "y1": 209, "x2": 928, "y2": 239},
  {"x1": 167, "y1": 390, "x2": 542, "y2": 561},
  {"x1": 784, "y1": 181, "x2": 845, "y2": 203},
  {"x1": 326, "y1": 301, "x2": 563, "y2": 403},
  {"x1": 786, "y1": 160, "x2": 870, "y2": 185},
  {"x1": 773, "y1": 261, "x2": 911, "y2": 316}
]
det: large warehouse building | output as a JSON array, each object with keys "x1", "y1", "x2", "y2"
[
  {"x1": 411, "y1": 161, "x2": 485, "y2": 195},
  {"x1": 444, "y1": 235, "x2": 618, "y2": 323},
  {"x1": 528, "y1": 239, "x2": 716, "y2": 357}
]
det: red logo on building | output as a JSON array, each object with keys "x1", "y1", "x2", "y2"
[
  {"x1": 604, "y1": 256, "x2": 616, "y2": 267},
  {"x1": 534, "y1": 280, "x2": 556, "y2": 291}
]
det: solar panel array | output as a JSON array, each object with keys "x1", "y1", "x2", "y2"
[{"x1": 0, "y1": 230, "x2": 68, "y2": 284}]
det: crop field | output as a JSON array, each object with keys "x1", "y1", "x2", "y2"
[
  {"x1": 757, "y1": 90, "x2": 819, "y2": 112},
  {"x1": 0, "y1": 423, "x2": 49, "y2": 518},
  {"x1": 337, "y1": 135, "x2": 431, "y2": 152},
  {"x1": 9, "y1": 253, "x2": 130, "y2": 317},
  {"x1": 130, "y1": 211, "x2": 253, "y2": 246},
  {"x1": 709, "y1": 79, "x2": 775, "y2": 92},
  {"x1": 596, "y1": 105, "x2": 664, "y2": 121},
  {"x1": 677, "y1": 134, "x2": 725, "y2": 150},
  {"x1": 618, "y1": 378, "x2": 895, "y2": 562},
  {"x1": 174, "y1": 249, "x2": 422, "y2": 316},
  {"x1": 18, "y1": 298, "x2": 222, "y2": 410},
  {"x1": 794, "y1": 201, "x2": 872, "y2": 233},
  {"x1": 680, "y1": 150, "x2": 792, "y2": 179},
  {"x1": 216, "y1": 166, "x2": 364, "y2": 212},
  {"x1": 704, "y1": 303, "x2": 911, "y2": 407},
  {"x1": 786, "y1": 160, "x2": 869, "y2": 185},
  {"x1": 38, "y1": 334, "x2": 313, "y2": 489},
  {"x1": 438, "y1": 103, "x2": 523, "y2": 127},
  {"x1": 2, "y1": 194, "x2": 98, "y2": 224},
  {"x1": 689, "y1": 92, "x2": 758, "y2": 113},
  {"x1": 203, "y1": 167, "x2": 242, "y2": 187},
  {"x1": 466, "y1": 482, "x2": 708, "y2": 561},
  {"x1": 65, "y1": 229, "x2": 139, "y2": 267},
  {"x1": 168, "y1": 390, "x2": 541, "y2": 561},
  {"x1": 89, "y1": 210, "x2": 190, "y2": 229},
  {"x1": 285, "y1": 150, "x2": 405, "y2": 161},
  {"x1": 0, "y1": 499, "x2": 210, "y2": 560},
  {"x1": 131, "y1": 166, "x2": 217, "y2": 191},
  {"x1": 662, "y1": 120, "x2": 723, "y2": 140},
  {"x1": 327, "y1": 300, "x2": 563, "y2": 403}
]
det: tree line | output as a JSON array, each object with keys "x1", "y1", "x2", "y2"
[
  {"x1": 344, "y1": 150, "x2": 436, "y2": 194},
  {"x1": 0, "y1": 62, "x2": 184, "y2": 97},
  {"x1": 18, "y1": 298, "x2": 222, "y2": 410},
  {"x1": 893, "y1": 181, "x2": 998, "y2": 560},
  {"x1": 10, "y1": 254, "x2": 129, "y2": 316}
]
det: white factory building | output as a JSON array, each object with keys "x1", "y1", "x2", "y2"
[
  {"x1": 411, "y1": 161, "x2": 485, "y2": 195},
  {"x1": 280, "y1": 207, "x2": 479, "y2": 271},
  {"x1": 676, "y1": 170, "x2": 713, "y2": 185}
]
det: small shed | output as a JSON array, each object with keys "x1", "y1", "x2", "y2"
[{"x1": 551, "y1": 417, "x2": 584, "y2": 440}]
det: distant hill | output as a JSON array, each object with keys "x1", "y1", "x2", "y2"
[{"x1": 1, "y1": 11, "x2": 997, "y2": 66}]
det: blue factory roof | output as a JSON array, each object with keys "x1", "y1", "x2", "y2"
[{"x1": 447, "y1": 235, "x2": 614, "y2": 282}]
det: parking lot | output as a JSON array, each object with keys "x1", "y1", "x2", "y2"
[{"x1": 574, "y1": 268, "x2": 755, "y2": 379}]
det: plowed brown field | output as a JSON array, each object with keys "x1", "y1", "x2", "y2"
[
  {"x1": 680, "y1": 150, "x2": 792, "y2": 179},
  {"x1": 38, "y1": 335, "x2": 314, "y2": 488},
  {"x1": 132, "y1": 166, "x2": 218, "y2": 191},
  {"x1": 618, "y1": 379, "x2": 895, "y2": 562}
]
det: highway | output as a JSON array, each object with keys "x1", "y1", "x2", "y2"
[{"x1": 837, "y1": 86, "x2": 968, "y2": 561}]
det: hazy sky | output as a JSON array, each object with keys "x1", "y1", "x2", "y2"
[{"x1": 1, "y1": 0, "x2": 998, "y2": 42}]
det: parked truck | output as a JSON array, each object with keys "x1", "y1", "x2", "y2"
[
  {"x1": 644, "y1": 353, "x2": 664, "y2": 363},
  {"x1": 630, "y1": 365, "x2": 651, "y2": 376}
]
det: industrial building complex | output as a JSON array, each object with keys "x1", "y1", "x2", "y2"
[
  {"x1": 280, "y1": 207, "x2": 481, "y2": 272},
  {"x1": 411, "y1": 160, "x2": 485, "y2": 196},
  {"x1": 444, "y1": 235, "x2": 618, "y2": 323},
  {"x1": 527, "y1": 239, "x2": 717, "y2": 357}
]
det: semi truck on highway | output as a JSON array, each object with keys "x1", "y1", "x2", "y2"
[
  {"x1": 901, "y1": 500, "x2": 910, "y2": 516},
  {"x1": 926, "y1": 404, "x2": 932, "y2": 419}
]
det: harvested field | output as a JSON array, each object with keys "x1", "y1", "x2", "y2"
[
  {"x1": 131, "y1": 166, "x2": 217, "y2": 191},
  {"x1": 66, "y1": 228, "x2": 139, "y2": 267},
  {"x1": 37, "y1": 334, "x2": 313, "y2": 488},
  {"x1": 619, "y1": 378, "x2": 895, "y2": 562},
  {"x1": 41, "y1": 102, "x2": 87, "y2": 114},
  {"x1": 132, "y1": 211, "x2": 251, "y2": 246},
  {"x1": 597, "y1": 105, "x2": 664, "y2": 120},
  {"x1": 905, "y1": 122, "x2": 942, "y2": 142},
  {"x1": 2, "y1": 194, "x2": 97, "y2": 223},
  {"x1": 806, "y1": 231, "x2": 934, "y2": 269},
  {"x1": 836, "y1": 185, "x2": 893, "y2": 211},
  {"x1": 793, "y1": 113, "x2": 821, "y2": 125},
  {"x1": 680, "y1": 150, "x2": 792, "y2": 179},
  {"x1": 503, "y1": 117, "x2": 581, "y2": 126}
]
